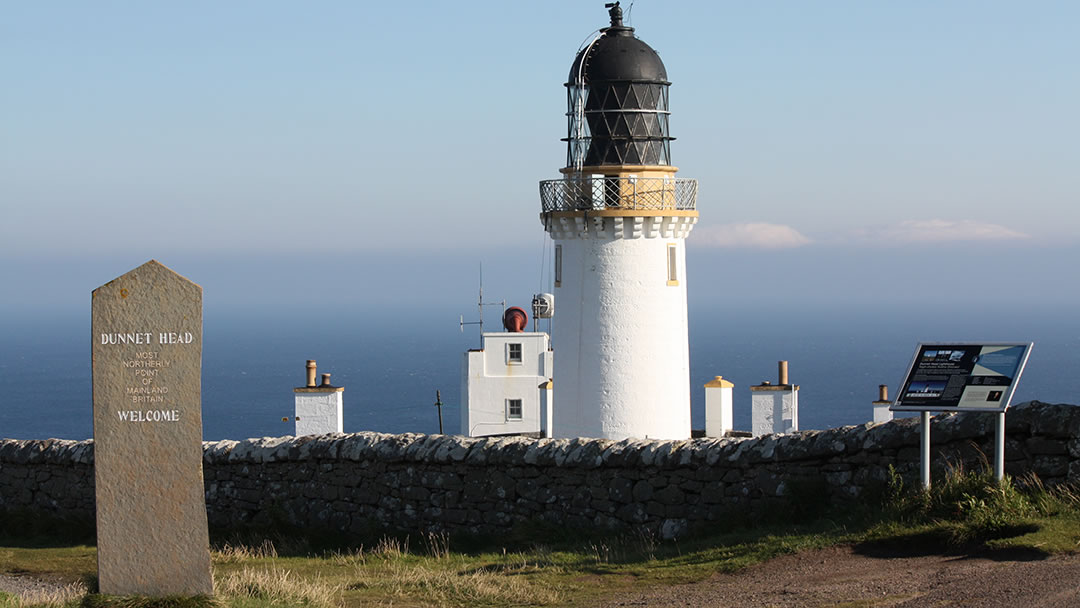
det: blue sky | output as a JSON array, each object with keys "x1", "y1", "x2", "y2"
[{"x1": 2, "y1": 1, "x2": 1078, "y2": 318}]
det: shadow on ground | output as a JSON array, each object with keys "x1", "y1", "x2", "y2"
[{"x1": 853, "y1": 524, "x2": 1048, "y2": 562}]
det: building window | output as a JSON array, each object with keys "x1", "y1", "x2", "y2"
[
  {"x1": 507, "y1": 343, "x2": 522, "y2": 364},
  {"x1": 506, "y1": 399, "x2": 523, "y2": 420},
  {"x1": 667, "y1": 243, "x2": 678, "y2": 286},
  {"x1": 554, "y1": 244, "x2": 562, "y2": 287}
]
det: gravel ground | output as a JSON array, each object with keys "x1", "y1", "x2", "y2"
[{"x1": 596, "y1": 545, "x2": 1080, "y2": 607}]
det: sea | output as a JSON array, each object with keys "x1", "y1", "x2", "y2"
[{"x1": 1, "y1": 304, "x2": 1078, "y2": 441}]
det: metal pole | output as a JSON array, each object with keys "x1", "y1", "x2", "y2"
[
  {"x1": 994, "y1": 411, "x2": 1006, "y2": 483},
  {"x1": 921, "y1": 411, "x2": 931, "y2": 490},
  {"x1": 434, "y1": 390, "x2": 444, "y2": 435}
]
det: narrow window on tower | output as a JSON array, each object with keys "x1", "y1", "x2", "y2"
[
  {"x1": 591, "y1": 174, "x2": 604, "y2": 209},
  {"x1": 554, "y1": 244, "x2": 562, "y2": 287},
  {"x1": 506, "y1": 399, "x2": 523, "y2": 420},
  {"x1": 666, "y1": 243, "x2": 678, "y2": 286},
  {"x1": 507, "y1": 343, "x2": 523, "y2": 364}
]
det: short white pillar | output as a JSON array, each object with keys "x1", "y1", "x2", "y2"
[
  {"x1": 872, "y1": 384, "x2": 893, "y2": 424},
  {"x1": 539, "y1": 379, "x2": 554, "y2": 438},
  {"x1": 293, "y1": 360, "x2": 344, "y2": 436},
  {"x1": 750, "y1": 361, "x2": 798, "y2": 437},
  {"x1": 704, "y1": 376, "x2": 734, "y2": 437}
]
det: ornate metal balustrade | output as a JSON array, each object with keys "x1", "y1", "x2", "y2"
[{"x1": 539, "y1": 176, "x2": 697, "y2": 213}]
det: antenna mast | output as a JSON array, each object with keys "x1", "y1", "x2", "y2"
[{"x1": 459, "y1": 263, "x2": 506, "y2": 347}]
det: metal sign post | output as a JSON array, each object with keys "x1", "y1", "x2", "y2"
[
  {"x1": 995, "y1": 411, "x2": 1006, "y2": 481},
  {"x1": 920, "y1": 411, "x2": 931, "y2": 489}
]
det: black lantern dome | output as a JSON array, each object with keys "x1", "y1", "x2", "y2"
[{"x1": 564, "y1": 3, "x2": 673, "y2": 168}]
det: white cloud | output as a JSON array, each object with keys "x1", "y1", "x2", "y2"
[
  {"x1": 865, "y1": 220, "x2": 1029, "y2": 243},
  {"x1": 692, "y1": 222, "x2": 812, "y2": 249}
]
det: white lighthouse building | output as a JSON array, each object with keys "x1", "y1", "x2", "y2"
[{"x1": 539, "y1": 3, "x2": 698, "y2": 440}]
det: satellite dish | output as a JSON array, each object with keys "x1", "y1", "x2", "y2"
[{"x1": 532, "y1": 293, "x2": 555, "y2": 319}]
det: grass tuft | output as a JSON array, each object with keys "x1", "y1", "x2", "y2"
[
  {"x1": 421, "y1": 531, "x2": 451, "y2": 560},
  {"x1": 349, "y1": 561, "x2": 561, "y2": 607},
  {"x1": 368, "y1": 537, "x2": 407, "y2": 559},
  {"x1": 211, "y1": 541, "x2": 278, "y2": 564},
  {"x1": 215, "y1": 566, "x2": 339, "y2": 608},
  {"x1": 79, "y1": 594, "x2": 218, "y2": 608},
  {"x1": 2, "y1": 584, "x2": 88, "y2": 608}
]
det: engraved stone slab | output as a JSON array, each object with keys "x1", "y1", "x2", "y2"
[{"x1": 92, "y1": 260, "x2": 212, "y2": 595}]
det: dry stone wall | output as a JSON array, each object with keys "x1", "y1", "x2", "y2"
[{"x1": 3, "y1": 401, "x2": 1080, "y2": 537}]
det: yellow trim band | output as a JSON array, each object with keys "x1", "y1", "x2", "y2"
[{"x1": 543, "y1": 210, "x2": 699, "y2": 219}]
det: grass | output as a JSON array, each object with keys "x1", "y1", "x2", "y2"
[
  {"x1": 0, "y1": 581, "x2": 86, "y2": 608},
  {"x1": 215, "y1": 566, "x2": 338, "y2": 608},
  {"x1": 80, "y1": 596, "x2": 217, "y2": 608},
  {"x1": 4, "y1": 469, "x2": 1080, "y2": 607},
  {"x1": 0, "y1": 546, "x2": 95, "y2": 582},
  {"x1": 858, "y1": 465, "x2": 1080, "y2": 555}
]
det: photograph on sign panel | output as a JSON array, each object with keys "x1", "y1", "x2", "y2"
[
  {"x1": 955, "y1": 345, "x2": 1027, "y2": 408},
  {"x1": 906, "y1": 381, "x2": 946, "y2": 399}
]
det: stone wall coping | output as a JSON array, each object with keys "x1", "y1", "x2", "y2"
[{"x1": 2, "y1": 401, "x2": 1075, "y2": 467}]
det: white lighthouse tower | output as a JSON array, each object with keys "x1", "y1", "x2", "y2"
[{"x1": 540, "y1": 3, "x2": 698, "y2": 440}]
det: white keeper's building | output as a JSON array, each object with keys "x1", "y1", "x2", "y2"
[{"x1": 460, "y1": 331, "x2": 553, "y2": 438}]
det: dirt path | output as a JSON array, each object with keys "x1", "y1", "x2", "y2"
[{"x1": 597, "y1": 545, "x2": 1080, "y2": 607}]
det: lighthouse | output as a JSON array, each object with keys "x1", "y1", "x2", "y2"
[{"x1": 540, "y1": 3, "x2": 698, "y2": 440}]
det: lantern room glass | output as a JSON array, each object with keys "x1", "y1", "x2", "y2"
[{"x1": 565, "y1": 82, "x2": 671, "y2": 168}]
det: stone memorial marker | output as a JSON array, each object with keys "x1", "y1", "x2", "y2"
[{"x1": 92, "y1": 260, "x2": 213, "y2": 595}]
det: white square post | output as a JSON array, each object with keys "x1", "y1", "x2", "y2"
[
  {"x1": 704, "y1": 376, "x2": 733, "y2": 437},
  {"x1": 539, "y1": 379, "x2": 553, "y2": 438}
]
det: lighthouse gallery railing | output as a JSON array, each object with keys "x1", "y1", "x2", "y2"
[{"x1": 539, "y1": 177, "x2": 697, "y2": 213}]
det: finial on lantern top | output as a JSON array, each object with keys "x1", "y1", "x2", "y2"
[{"x1": 605, "y1": 2, "x2": 623, "y2": 28}]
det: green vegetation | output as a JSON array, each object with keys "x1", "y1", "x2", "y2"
[
  {"x1": 80, "y1": 596, "x2": 217, "y2": 608},
  {"x1": 861, "y1": 465, "x2": 1080, "y2": 555},
  {"x1": 3, "y1": 469, "x2": 1080, "y2": 607}
]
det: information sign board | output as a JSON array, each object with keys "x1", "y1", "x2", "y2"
[{"x1": 891, "y1": 342, "x2": 1033, "y2": 412}]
